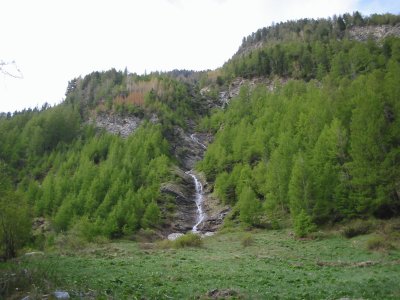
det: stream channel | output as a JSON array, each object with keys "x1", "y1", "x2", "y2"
[
  {"x1": 167, "y1": 133, "x2": 210, "y2": 240},
  {"x1": 187, "y1": 133, "x2": 207, "y2": 232},
  {"x1": 186, "y1": 171, "x2": 205, "y2": 232}
]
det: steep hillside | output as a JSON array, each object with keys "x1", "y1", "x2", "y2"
[
  {"x1": 0, "y1": 70, "x2": 225, "y2": 259},
  {"x1": 196, "y1": 16, "x2": 400, "y2": 234},
  {"x1": 0, "y1": 13, "x2": 400, "y2": 262}
]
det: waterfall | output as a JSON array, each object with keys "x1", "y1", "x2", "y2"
[
  {"x1": 190, "y1": 133, "x2": 207, "y2": 149},
  {"x1": 187, "y1": 171, "x2": 206, "y2": 232},
  {"x1": 167, "y1": 133, "x2": 210, "y2": 240}
]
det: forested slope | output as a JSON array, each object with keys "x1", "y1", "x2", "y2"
[
  {"x1": 0, "y1": 70, "x2": 212, "y2": 258},
  {"x1": 225, "y1": 12, "x2": 400, "y2": 80},
  {"x1": 198, "y1": 17, "x2": 400, "y2": 235},
  {"x1": 1, "y1": 12, "x2": 400, "y2": 259}
]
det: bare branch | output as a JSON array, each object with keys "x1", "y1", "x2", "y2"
[{"x1": 0, "y1": 60, "x2": 23, "y2": 79}]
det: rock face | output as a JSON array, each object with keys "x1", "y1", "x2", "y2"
[
  {"x1": 90, "y1": 113, "x2": 143, "y2": 137},
  {"x1": 199, "y1": 207, "x2": 231, "y2": 232},
  {"x1": 170, "y1": 127, "x2": 212, "y2": 170},
  {"x1": 161, "y1": 168, "x2": 198, "y2": 232},
  {"x1": 88, "y1": 100, "x2": 227, "y2": 235},
  {"x1": 237, "y1": 24, "x2": 400, "y2": 58},
  {"x1": 32, "y1": 217, "x2": 51, "y2": 233},
  {"x1": 348, "y1": 24, "x2": 400, "y2": 41},
  {"x1": 218, "y1": 77, "x2": 287, "y2": 107},
  {"x1": 161, "y1": 129, "x2": 228, "y2": 234}
]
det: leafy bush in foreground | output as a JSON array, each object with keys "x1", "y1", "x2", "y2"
[
  {"x1": 173, "y1": 233, "x2": 203, "y2": 248},
  {"x1": 366, "y1": 236, "x2": 394, "y2": 251},
  {"x1": 293, "y1": 210, "x2": 316, "y2": 238},
  {"x1": 342, "y1": 220, "x2": 372, "y2": 238}
]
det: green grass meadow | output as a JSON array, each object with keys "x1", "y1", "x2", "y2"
[{"x1": 1, "y1": 229, "x2": 400, "y2": 299}]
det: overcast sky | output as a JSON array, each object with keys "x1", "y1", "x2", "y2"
[{"x1": 1, "y1": 0, "x2": 399, "y2": 113}]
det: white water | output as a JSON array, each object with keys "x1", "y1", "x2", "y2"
[
  {"x1": 185, "y1": 133, "x2": 207, "y2": 232},
  {"x1": 190, "y1": 133, "x2": 207, "y2": 149},
  {"x1": 187, "y1": 171, "x2": 206, "y2": 232}
]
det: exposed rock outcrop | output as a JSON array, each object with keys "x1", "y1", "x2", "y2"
[
  {"x1": 200, "y1": 188, "x2": 231, "y2": 232},
  {"x1": 162, "y1": 130, "x2": 227, "y2": 234},
  {"x1": 161, "y1": 168, "x2": 197, "y2": 232},
  {"x1": 170, "y1": 127, "x2": 212, "y2": 170},
  {"x1": 88, "y1": 96, "x2": 225, "y2": 235},
  {"x1": 218, "y1": 77, "x2": 287, "y2": 107},
  {"x1": 32, "y1": 217, "x2": 51, "y2": 233},
  {"x1": 348, "y1": 24, "x2": 400, "y2": 41},
  {"x1": 189, "y1": 172, "x2": 230, "y2": 233},
  {"x1": 199, "y1": 207, "x2": 231, "y2": 232},
  {"x1": 90, "y1": 113, "x2": 143, "y2": 137}
]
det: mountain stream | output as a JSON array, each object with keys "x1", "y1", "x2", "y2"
[
  {"x1": 167, "y1": 133, "x2": 210, "y2": 240},
  {"x1": 186, "y1": 171, "x2": 206, "y2": 232}
]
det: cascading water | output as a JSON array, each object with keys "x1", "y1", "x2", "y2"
[
  {"x1": 190, "y1": 133, "x2": 207, "y2": 149},
  {"x1": 187, "y1": 172, "x2": 206, "y2": 232},
  {"x1": 167, "y1": 133, "x2": 209, "y2": 240}
]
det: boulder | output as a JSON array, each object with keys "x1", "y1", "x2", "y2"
[
  {"x1": 24, "y1": 251, "x2": 44, "y2": 257},
  {"x1": 53, "y1": 291, "x2": 70, "y2": 299},
  {"x1": 167, "y1": 233, "x2": 184, "y2": 241}
]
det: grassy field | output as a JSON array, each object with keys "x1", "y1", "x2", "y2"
[{"x1": 1, "y1": 227, "x2": 400, "y2": 299}]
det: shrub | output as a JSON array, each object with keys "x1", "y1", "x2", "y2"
[
  {"x1": 366, "y1": 236, "x2": 394, "y2": 251},
  {"x1": 343, "y1": 220, "x2": 372, "y2": 238},
  {"x1": 293, "y1": 210, "x2": 316, "y2": 238},
  {"x1": 385, "y1": 218, "x2": 400, "y2": 240},
  {"x1": 0, "y1": 191, "x2": 31, "y2": 259},
  {"x1": 72, "y1": 216, "x2": 104, "y2": 242},
  {"x1": 240, "y1": 233, "x2": 255, "y2": 247},
  {"x1": 173, "y1": 233, "x2": 203, "y2": 248}
]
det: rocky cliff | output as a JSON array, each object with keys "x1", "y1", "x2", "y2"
[{"x1": 348, "y1": 24, "x2": 400, "y2": 41}]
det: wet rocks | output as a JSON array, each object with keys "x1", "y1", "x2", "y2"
[
  {"x1": 199, "y1": 208, "x2": 231, "y2": 232},
  {"x1": 161, "y1": 167, "x2": 198, "y2": 232},
  {"x1": 170, "y1": 127, "x2": 207, "y2": 170}
]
